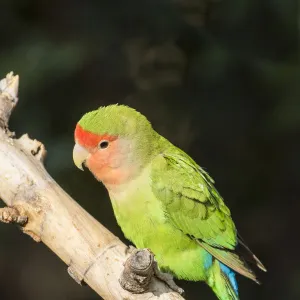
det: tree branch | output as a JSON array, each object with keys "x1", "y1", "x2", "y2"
[{"x1": 0, "y1": 72, "x2": 184, "y2": 300}]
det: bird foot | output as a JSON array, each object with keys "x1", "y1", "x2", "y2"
[{"x1": 153, "y1": 261, "x2": 185, "y2": 295}]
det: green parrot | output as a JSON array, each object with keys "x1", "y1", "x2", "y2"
[{"x1": 73, "y1": 104, "x2": 266, "y2": 300}]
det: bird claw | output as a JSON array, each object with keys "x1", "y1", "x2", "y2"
[{"x1": 153, "y1": 261, "x2": 185, "y2": 295}]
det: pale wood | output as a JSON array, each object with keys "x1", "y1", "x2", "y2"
[{"x1": 0, "y1": 72, "x2": 184, "y2": 300}]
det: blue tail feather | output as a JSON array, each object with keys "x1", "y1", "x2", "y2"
[{"x1": 220, "y1": 263, "x2": 239, "y2": 296}]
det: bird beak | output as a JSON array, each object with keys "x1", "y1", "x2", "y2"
[{"x1": 73, "y1": 143, "x2": 89, "y2": 171}]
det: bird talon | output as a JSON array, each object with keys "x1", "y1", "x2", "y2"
[{"x1": 153, "y1": 261, "x2": 185, "y2": 295}]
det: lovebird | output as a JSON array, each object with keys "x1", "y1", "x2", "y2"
[{"x1": 73, "y1": 104, "x2": 266, "y2": 300}]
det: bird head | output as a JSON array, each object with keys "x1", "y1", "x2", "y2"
[{"x1": 73, "y1": 104, "x2": 159, "y2": 186}]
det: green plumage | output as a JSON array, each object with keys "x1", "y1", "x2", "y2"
[
  {"x1": 78, "y1": 105, "x2": 152, "y2": 137},
  {"x1": 77, "y1": 105, "x2": 266, "y2": 300}
]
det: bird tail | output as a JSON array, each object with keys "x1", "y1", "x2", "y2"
[{"x1": 207, "y1": 259, "x2": 239, "y2": 300}]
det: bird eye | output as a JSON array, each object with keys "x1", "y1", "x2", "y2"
[{"x1": 99, "y1": 140, "x2": 109, "y2": 149}]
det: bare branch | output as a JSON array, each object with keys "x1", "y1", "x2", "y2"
[
  {"x1": 0, "y1": 72, "x2": 184, "y2": 300},
  {"x1": 0, "y1": 72, "x2": 19, "y2": 131}
]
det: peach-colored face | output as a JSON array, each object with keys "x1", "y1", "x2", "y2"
[{"x1": 74, "y1": 124, "x2": 133, "y2": 187}]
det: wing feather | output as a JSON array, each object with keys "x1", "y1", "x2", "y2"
[{"x1": 150, "y1": 147, "x2": 266, "y2": 281}]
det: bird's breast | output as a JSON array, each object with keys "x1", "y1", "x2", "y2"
[{"x1": 107, "y1": 167, "x2": 167, "y2": 248}]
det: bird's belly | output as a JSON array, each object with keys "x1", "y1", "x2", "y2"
[
  {"x1": 113, "y1": 205, "x2": 210, "y2": 281},
  {"x1": 108, "y1": 176, "x2": 210, "y2": 281}
]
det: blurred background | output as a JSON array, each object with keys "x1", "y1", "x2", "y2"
[{"x1": 0, "y1": 0, "x2": 298, "y2": 299}]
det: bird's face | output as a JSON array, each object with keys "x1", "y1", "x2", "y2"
[{"x1": 73, "y1": 123, "x2": 133, "y2": 186}]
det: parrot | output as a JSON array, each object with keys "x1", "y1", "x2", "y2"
[{"x1": 72, "y1": 104, "x2": 266, "y2": 300}]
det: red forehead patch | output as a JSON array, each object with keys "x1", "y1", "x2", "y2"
[{"x1": 75, "y1": 124, "x2": 117, "y2": 148}]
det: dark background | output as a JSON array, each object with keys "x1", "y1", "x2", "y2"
[{"x1": 0, "y1": 0, "x2": 299, "y2": 299}]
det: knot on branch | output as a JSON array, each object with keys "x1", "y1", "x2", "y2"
[
  {"x1": 0, "y1": 206, "x2": 28, "y2": 225},
  {"x1": 119, "y1": 248, "x2": 155, "y2": 293},
  {"x1": 17, "y1": 134, "x2": 47, "y2": 163}
]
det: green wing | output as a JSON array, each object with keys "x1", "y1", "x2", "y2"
[{"x1": 150, "y1": 147, "x2": 265, "y2": 282}]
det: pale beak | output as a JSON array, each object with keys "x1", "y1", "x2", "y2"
[{"x1": 73, "y1": 143, "x2": 89, "y2": 171}]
